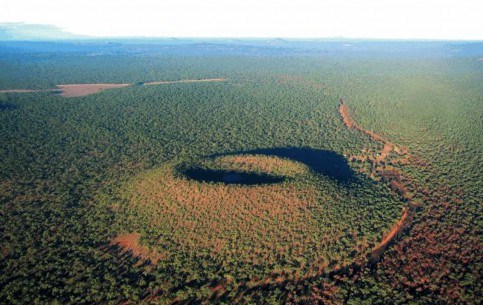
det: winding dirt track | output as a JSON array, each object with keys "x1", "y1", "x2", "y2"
[
  {"x1": 338, "y1": 98, "x2": 416, "y2": 258},
  {"x1": 339, "y1": 98, "x2": 388, "y2": 144}
]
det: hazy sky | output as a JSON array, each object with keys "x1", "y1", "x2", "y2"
[{"x1": 1, "y1": 0, "x2": 482, "y2": 39}]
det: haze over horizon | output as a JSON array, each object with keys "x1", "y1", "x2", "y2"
[{"x1": 1, "y1": 0, "x2": 482, "y2": 40}]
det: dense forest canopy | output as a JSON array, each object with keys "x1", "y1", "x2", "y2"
[{"x1": 0, "y1": 40, "x2": 481, "y2": 304}]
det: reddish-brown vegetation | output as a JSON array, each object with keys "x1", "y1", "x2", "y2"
[
  {"x1": 335, "y1": 99, "x2": 479, "y2": 302},
  {"x1": 122, "y1": 154, "x2": 381, "y2": 285},
  {"x1": 378, "y1": 201, "x2": 481, "y2": 302},
  {"x1": 130, "y1": 164, "x2": 319, "y2": 270}
]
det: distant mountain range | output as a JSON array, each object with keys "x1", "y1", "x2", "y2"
[
  {"x1": 0, "y1": 23, "x2": 89, "y2": 40},
  {"x1": 1, "y1": 23, "x2": 482, "y2": 58}
]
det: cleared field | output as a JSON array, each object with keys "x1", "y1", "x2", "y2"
[
  {"x1": 0, "y1": 85, "x2": 129, "y2": 97},
  {"x1": 55, "y1": 84, "x2": 130, "y2": 97},
  {"x1": 0, "y1": 78, "x2": 226, "y2": 97}
]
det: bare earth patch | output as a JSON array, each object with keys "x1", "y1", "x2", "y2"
[
  {"x1": 0, "y1": 78, "x2": 225, "y2": 97},
  {"x1": 110, "y1": 232, "x2": 162, "y2": 264},
  {"x1": 56, "y1": 84, "x2": 130, "y2": 97}
]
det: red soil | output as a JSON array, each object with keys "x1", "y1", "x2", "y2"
[
  {"x1": 110, "y1": 232, "x2": 162, "y2": 264},
  {"x1": 377, "y1": 143, "x2": 394, "y2": 163},
  {"x1": 144, "y1": 78, "x2": 226, "y2": 85},
  {"x1": 338, "y1": 98, "x2": 416, "y2": 260},
  {"x1": 371, "y1": 208, "x2": 410, "y2": 257},
  {"x1": 1, "y1": 78, "x2": 226, "y2": 97},
  {"x1": 339, "y1": 98, "x2": 388, "y2": 144},
  {"x1": 56, "y1": 84, "x2": 130, "y2": 97}
]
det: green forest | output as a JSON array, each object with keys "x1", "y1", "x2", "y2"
[{"x1": 0, "y1": 41, "x2": 481, "y2": 304}]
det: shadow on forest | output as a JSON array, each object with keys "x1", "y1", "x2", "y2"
[
  {"x1": 213, "y1": 147, "x2": 357, "y2": 184},
  {"x1": 181, "y1": 168, "x2": 285, "y2": 185},
  {"x1": 0, "y1": 104, "x2": 18, "y2": 111},
  {"x1": 178, "y1": 147, "x2": 356, "y2": 186}
]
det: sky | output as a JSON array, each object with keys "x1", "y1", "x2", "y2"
[{"x1": 1, "y1": 0, "x2": 482, "y2": 40}]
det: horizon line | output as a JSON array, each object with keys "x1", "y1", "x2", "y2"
[{"x1": 2, "y1": 37, "x2": 483, "y2": 42}]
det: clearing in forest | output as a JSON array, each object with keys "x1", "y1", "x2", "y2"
[
  {"x1": 0, "y1": 78, "x2": 226, "y2": 97},
  {"x1": 110, "y1": 233, "x2": 162, "y2": 264},
  {"x1": 55, "y1": 84, "x2": 131, "y2": 97}
]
